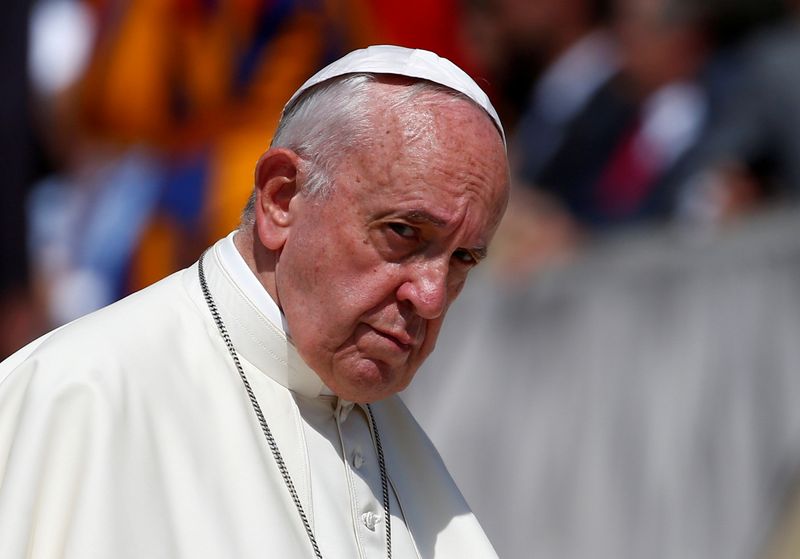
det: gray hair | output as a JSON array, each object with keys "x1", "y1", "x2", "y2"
[{"x1": 240, "y1": 73, "x2": 482, "y2": 226}]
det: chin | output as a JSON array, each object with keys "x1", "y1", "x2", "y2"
[{"x1": 333, "y1": 357, "x2": 409, "y2": 403}]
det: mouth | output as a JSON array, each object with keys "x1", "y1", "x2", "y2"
[{"x1": 372, "y1": 328, "x2": 413, "y2": 352}]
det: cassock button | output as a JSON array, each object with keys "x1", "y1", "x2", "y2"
[
  {"x1": 352, "y1": 450, "x2": 365, "y2": 470},
  {"x1": 361, "y1": 511, "x2": 381, "y2": 531}
]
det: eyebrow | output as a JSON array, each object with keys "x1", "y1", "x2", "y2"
[
  {"x1": 472, "y1": 246, "x2": 489, "y2": 261},
  {"x1": 401, "y1": 210, "x2": 489, "y2": 261},
  {"x1": 403, "y1": 210, "x2": 448, "y2": 228}
]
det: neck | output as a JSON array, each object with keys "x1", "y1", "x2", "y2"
[{"x1": 234, "y1": 227, "x2": 281, "y2": 311}]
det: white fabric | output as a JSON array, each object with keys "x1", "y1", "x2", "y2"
[
  {"x1": 218, "y1": 232, "x2": 336, "y2": 396},
  {"x1": 218, "y1": 231, "x2": 287, "y2": 335},
  {"x1": 284, "y1": 44, "x2": 506, "y2": 147},
  {"x1": 0, "y1": 237, "x2": 497, "y2": 558}
]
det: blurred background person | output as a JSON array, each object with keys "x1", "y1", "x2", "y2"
[
  {"x1": 492, "y1": 0, "x2": 790, "y2": 279},
  {"x1": 494, "y1": 0, "x2": 716, "y2": 281},
  {"x1": 487, "y1": 0, "x2": 620, "y2": 277},
  {"x1": 677, "y1": 0, "x2": 800, "y2": 225}
]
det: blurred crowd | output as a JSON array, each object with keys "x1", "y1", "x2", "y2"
[
  {"x1": 486, "y1": 0, "x2": 799, "y2": 279},
  {"x1": 3, "y1": 0, "x2": 800, "y2": 556}
]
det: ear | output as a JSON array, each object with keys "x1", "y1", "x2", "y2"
[{"x1": 253, "y1": 148, "x2": 302, "y2": 251}]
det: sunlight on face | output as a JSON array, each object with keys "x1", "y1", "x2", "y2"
[{"x1": 276, "y1": 86, "x2": 509, "y2": 403}]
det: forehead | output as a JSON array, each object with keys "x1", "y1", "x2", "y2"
[{"x1": 339, "y1": 87, "x2": 509, "y2": 235}]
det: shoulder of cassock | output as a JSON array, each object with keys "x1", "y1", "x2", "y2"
[
  {"x1": 0, "y1": 267, "x2": 211, "y2": 413},
  {"x1": 0, "y1": 268, "x2": 213, "y2": 556}
]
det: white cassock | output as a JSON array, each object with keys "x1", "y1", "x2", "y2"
[{"x1": 0, "y1": 234, "x2": 497, "y2": 558}]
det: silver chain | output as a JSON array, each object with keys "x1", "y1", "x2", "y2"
[{"x1": 198, "y1": 251, "x2": 391, "y2": 559}]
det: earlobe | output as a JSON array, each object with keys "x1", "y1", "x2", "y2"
[{"x1": 253, "y1": 148, "x2": 301, "y2": 251}]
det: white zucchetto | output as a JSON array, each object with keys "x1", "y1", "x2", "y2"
[{"x1": 283, "y1": 44, "x2": 506, "y2": 146}]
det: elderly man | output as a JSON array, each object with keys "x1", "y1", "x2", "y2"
[{"x1": 0, "y1": 46, "x2": 508, "y2": 558}]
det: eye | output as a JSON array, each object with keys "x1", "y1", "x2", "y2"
[
  {"x1": 388, "y1": 222, "x2": 417, "y2": 240},
  {"x1": 452, "y1": 249, "x2": 477, "y2": 266}
]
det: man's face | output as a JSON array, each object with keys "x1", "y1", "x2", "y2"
[{"x1": 275, "y1": 92, "x2": 509, "y2": 402}]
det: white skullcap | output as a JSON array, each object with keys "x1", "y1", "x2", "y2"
[{"x1": 284, "y1": 44, "x2": 506, "y2": 147}]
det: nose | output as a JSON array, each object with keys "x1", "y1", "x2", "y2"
[{"x1": 396, "y1": 260, "x2": 449, "y2": 320}]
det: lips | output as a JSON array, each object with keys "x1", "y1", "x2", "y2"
[{"x1": 372, "y1": 327, "x2": 413, "y2": 351}]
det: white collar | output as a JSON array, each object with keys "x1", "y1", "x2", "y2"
[
  {"x1": 218, "y1": 231, "x2": 289, "y2": 335},
  {"x1": 215, "y1": 232, "x2": 336, "y2": 397}
]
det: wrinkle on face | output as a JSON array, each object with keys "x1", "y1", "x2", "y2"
[{"x1": 276, "y1": 84, "x2": 509, "y2": 402}]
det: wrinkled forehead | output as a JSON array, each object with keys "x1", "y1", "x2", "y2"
[
  {"x1": 363, "y1": 79, "x2": 504, "y2": 151},
  {"x1": 351, "y1": 92, "x2": 510, "y2": 229},
  {"x1": 362, "y1": 84, "x2": 510, "y2": 203}
]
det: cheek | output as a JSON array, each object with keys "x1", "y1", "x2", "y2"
[
  {"x1": 308, "y1": 264, "x2": 402, "y2": 343},
  {"x1": 447, "y1": 272, "x2": 468, "y2": 301},
  {"x1": 415, "y1": 317, "x2": 445, "y2": 367},
  {"x1": 288, "y1": 222, "x2": 363, "y2": 299}
]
